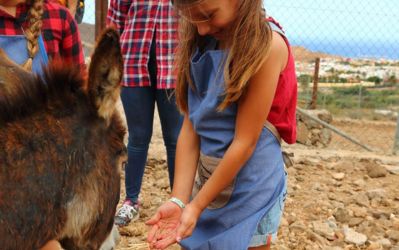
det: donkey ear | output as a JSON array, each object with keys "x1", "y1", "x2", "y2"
[{"x1": 88, "y1": 28, "x2": 123, "y2": 123}]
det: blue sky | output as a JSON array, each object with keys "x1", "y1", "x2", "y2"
[
  {"x1": 82, "y1": 1, "x2": 399, "y2": 58},
  {"x1": 263, "y1": 0, "x2": 399, "y2": 58},
  {"x1": 81, "y1": 0, "x2": 94, "y2": 24},
  {"x1": 263, "y1": 0, "x2": 399, "y2": 42}
]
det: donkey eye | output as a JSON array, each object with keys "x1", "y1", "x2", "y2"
[{"x1": 115, "y1": 146, "x2": 127, "y2": 156}]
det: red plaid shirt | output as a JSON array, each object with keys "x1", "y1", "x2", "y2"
[
  {"x1": 107, "y1": 0, "x2": 178, "y2": 88},
  {"x1": 0, "y1": 0, "x2": 84, "y2": 66}
]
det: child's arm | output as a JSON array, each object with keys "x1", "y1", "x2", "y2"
[
  {"x1": 171, "y1": 113, "x2": 200, "y2": 203},
  {"x1": 177, "y1": 31, "x2": 289, "y2": 238}
]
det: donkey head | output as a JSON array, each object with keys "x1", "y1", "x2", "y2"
[{"x1": 0, "y1": 28, "x2": 126, "y2": 250}]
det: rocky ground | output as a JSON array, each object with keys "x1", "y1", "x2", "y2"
[{"x1": 114, "y1": 108, "x2": 399, "y2": 250}]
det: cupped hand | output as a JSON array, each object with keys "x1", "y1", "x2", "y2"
[
  {"x1": 175, "y1": 203, "x2": 202, "y2": 242},
  {"x1": 146, "y1": 201, "x2": 183, "y2": 250}
]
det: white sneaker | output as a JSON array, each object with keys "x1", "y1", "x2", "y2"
[{"x1": 114, "y1": 200, "x2": 139, "y2": 226}]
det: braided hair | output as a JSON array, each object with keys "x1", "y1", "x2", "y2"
[{"x1": 21, "y1": 0, "x2": 44, "y2": 71}]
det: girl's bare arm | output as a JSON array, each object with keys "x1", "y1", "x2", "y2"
[{"x1": 171, "y1": 114, "x2": 200, "y2": 204}]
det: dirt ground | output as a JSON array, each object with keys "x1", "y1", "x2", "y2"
[{"x1": 114, "y1": 107, "x2": 399, "y2": 250}]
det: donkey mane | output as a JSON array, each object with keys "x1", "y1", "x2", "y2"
[{"x1": 0, "y1": 62, "x2": 89, "y2": 126}]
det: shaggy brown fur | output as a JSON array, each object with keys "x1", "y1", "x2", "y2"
[{"x1": 0, "y1": 28, "x2": 126, "y2": 250}]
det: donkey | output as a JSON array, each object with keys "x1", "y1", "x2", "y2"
[{"x1": 0, "y1": 28, "x2": 126, "y2": 250}]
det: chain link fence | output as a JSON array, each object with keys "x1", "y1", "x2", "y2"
[
  {"x1": 79, "y1": 1, "x2": 399, "y2": 153},
  {"x1": 264, "y1": 1, "x2": 399, "y2": 153},
  {"x1": 263, "y1": 1, "x2": 399, "y2": 119}
]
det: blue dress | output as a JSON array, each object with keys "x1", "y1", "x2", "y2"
[{"x1": 180, "y1": 35, "x2": 286, "y2": 250}]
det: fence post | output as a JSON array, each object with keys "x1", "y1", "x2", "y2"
[
  {"x1": 309, "y1": 57, "x2": 320, "y2": 110},
  {"x1": 394, "y1": 115, "x2": 399, "y2": 155},
  {"x1": 358, "y1": 83, "x2": 362, "y2": 110},
  {"x1": 95, "y1": 0, "x2": 107, "y2": 39}
]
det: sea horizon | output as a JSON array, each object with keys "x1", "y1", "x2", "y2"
[{"x1": 289, "y1": 38, "x2": 399, "y2": 60}]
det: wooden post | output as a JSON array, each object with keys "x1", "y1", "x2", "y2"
[
  {"x1": 358, "y1": 83, "x2": 362, "y2": 109},
  {"x1": 394, "y1": 115, "x2": 399, "y2": 155},
  {"x1": 309, "y1": 57, "x2": 320, "y2": 110},
  {"x1": 95, "y1": 0, "x2": 107, "y2": 39}
]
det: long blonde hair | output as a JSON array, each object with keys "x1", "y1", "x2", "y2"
[
  {"x1": 173, "y1": 0, "x2": 272, "y2": 112},
  {"x1": 21, "y1": 0, "x2": 44, "y2": 71}
]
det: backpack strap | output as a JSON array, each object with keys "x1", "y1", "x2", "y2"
[{"x1": 267, "y1": 16, "x2": 285, "y2": 36}]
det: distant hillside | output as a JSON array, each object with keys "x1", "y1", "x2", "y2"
[
  {"x1": 77, "y1": 23, "x2": 340, "y2": 62},
  {"x1": 78, "y1": 23, "x2": 95, "y2": 56},
  {"x1": 291, "y1": 46, "x2": 342, "y2": 62},
  {"x1": 78, "y1": 23, "x2": 95, "y2": 44}
]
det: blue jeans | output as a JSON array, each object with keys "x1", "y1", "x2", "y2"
[
  {"x1": 121, "y1": 86, "x2": 182, "y2": 202},
  {"x1": 121, "y1": 34, "x2": 182, "y2": 203},
  {"x1": 249, "y1": 170, "x2": 288, "y2": 247}
]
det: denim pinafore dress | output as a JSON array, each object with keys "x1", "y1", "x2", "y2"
[
  {"x1": 180, "y1": 34, "x2": 286, "y2": 249},
  {"x1": 0, "y1": 34, "x2": 49, "y2": 74}
]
